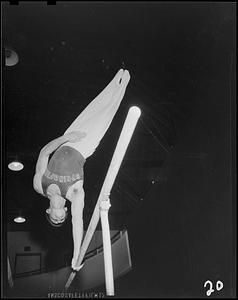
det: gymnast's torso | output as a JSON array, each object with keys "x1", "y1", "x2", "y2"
[{"x1": 41, "y1": 146, "x2": 85, "y2": 199}]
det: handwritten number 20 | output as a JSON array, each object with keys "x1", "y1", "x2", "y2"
[{"x1": 204, "y1": 280, "x2": 223, "y2": 296}]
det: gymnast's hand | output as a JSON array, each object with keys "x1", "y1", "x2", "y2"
[
  {"x1": 71, "y1": 257, "x2": 84, "y2": 271},
  {"x1": 66, "y1": 131, "x2": 87, "y2": 143}
]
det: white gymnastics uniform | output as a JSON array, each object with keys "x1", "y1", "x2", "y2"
[{"x1": 62, "y1": 69, "x2": 130, "y2": 159}]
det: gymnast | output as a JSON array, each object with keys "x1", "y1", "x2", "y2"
[{"x1": 33, "y1": 69, "x2": 130, "y2": 271}]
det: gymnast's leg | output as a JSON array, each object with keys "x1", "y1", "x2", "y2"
[{"x1": 63, "y1": 69, "x2": 130, "y2": 159}]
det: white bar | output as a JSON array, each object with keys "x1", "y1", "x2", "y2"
[
  {"x1": 100, "y1": 200, "x2": 114, "y2": 296},
  {"x1": 65, "y1": 106, "x2": 141, "y2": 290}
]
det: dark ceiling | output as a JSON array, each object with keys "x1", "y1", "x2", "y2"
[{"x1": 2, "y1": 2, "x2": 235, "y2": 235}]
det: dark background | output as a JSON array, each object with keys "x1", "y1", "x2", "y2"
[{"x1": 2, "y1": 2, "x2": 236, "y2": 298}]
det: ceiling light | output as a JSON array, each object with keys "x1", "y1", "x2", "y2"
[
  {"x1": 14, "y1": 210, "x2": 26, "y2": 223},
  {"x1": 14, "y1": 216, "x2": 26, "y2": 223},
  {"x1": 8, "y1": 160, "x2": 24, "y2": 171},
  {"x1": 5, "y1": 47, "x2": 19, "y2": 67}
]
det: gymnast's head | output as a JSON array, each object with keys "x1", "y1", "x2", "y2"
[{"x1": 45, "y1": 184, "x2": 68, "y2": 227}]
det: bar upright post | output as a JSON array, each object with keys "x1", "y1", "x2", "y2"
[{"x1": 100, "y1": 197, "x2": 114, "y2": 296}]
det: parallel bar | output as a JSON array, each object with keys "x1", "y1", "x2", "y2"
[{"x1": 64, "y1": 106, "x2": 141, "y2": 291}]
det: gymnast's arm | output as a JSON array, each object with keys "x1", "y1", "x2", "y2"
[
  {"x1": 33, "y1": 131, "x2": 86, "y2": 194},
  {"x1": 70, "y1": 187, "x2": 85, "y2": 270}
]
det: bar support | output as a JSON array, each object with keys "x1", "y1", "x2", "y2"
[{"x1": 100, "y1": 198, "x2": 114, "y2": 296}]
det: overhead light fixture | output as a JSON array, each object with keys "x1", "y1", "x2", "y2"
[
  {"x1": 5, "y1": 47, "x2": 19, "y2": 67},
  {"x1": 8, "y1": 157, "x2": 24, "y2": 171},
  {"x1": 14, "y1": 211, "x2": 26, "y2": 223},
  {"x1": 14, "y1": 216, "x2": 26, "y2": 223}
]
